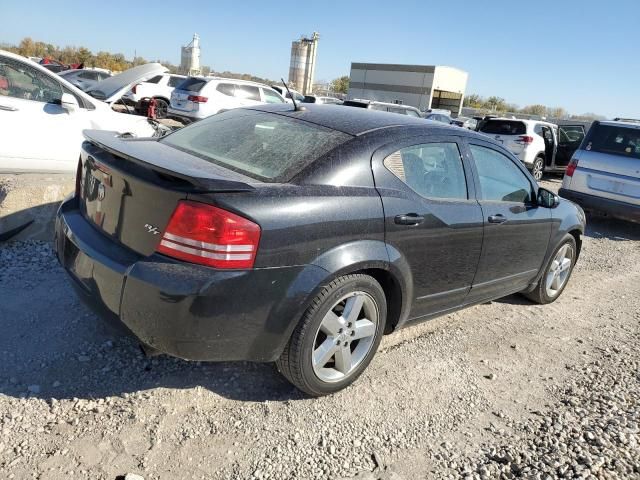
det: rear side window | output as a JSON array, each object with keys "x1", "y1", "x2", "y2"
[
  {"x1": 146, "y1": 75, "x2": 163, "y2": 84},
  {"x1": 216, "y1": 83, "x2": 236, "y2": 96},
  {"x1": 480, "y1": 120, "x2": 526, "y2": 135},
  {"x1": 161, "y1": 110, "x2": 352, "y2": 181},
  {"x1": 234, "y1": 85, "x2": 260, "y2": 101},
  {"x1": 178, "y1": 77, "x2": 208, "y2": 92},
  {"x1": 584, "y1": 124, "x2": 640, "y2": 159},
  {"x1": 384, "y1": 143, "x2": 467, "y2": 199}
]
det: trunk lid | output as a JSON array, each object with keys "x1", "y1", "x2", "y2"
[{"x1": 79, "y1": 130, "x2": 257, "y2": 256}]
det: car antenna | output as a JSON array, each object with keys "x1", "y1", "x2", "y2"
[{"x1": 281, "y1": 78, "x2": 305, "y2": 111}]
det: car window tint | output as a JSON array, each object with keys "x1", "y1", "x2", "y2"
[
  {"x1": 480, "y1": 120, "x2": 526, "y2": 135},
  {"x1": 161, "y1": 110, "x2": 351, "y2": 181},
  {"x1": 178, "y1": 77, "x2": 208, "y2": 92},
  {"x1": 216, "y1": 83, "x2": 236, "y2": 96},
  {"x1": 262, "y1": 88, "x2": 284, "y2": 104},
  {"x1": 146, "y1": 75, "x2": 163, "y2": 84},
  {"x1": 234, "y1": 85, "x2": 260, "y2": 101},
  {"x1": 384, "y1": 143, "x2": 467, "y2": 200},
  {"x1": 168, "y1": 76, "x2": 184, "y2": 87},
  {"x1": 470, "y1": 145, "x2": 532, "y2": 203},
  {"x1": 558, "y1": 125, "x2": 585, "y2": 143},
  {"x1": 0, "y1": 56, "x2": 63, "y2": 104},
  {"x1": 585, "y1": 124, "x2": 640, "y2": 159}
]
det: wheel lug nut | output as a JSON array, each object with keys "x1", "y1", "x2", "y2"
[
  {"x1": 344, "y1": 341, "x2": 349, "y2": 346},
  {"x1": 347, "y1": 322, "x2": 352, "y2": 328},
  {"x1": 335, "y1": 339, "x2": 341, "y2": 345},
  {"x1": 338, "y1": 328, "x2": 343, "y2": 334},
  {"x1": 350, "y1": 331, "x2": 355, "y2": 336}
]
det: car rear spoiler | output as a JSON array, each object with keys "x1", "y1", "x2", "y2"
[{"x1": 82, "y1": 130, "x2": 256, "y2": 193}]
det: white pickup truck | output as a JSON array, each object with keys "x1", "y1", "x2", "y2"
[{"x1": 123, "y1": 73, "x2": 186, "y2": 118}]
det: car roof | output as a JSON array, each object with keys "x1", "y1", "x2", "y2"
[
  {"x1": 487, "y1": 117, "x2": 556, "y2": 127},
  {"x1": 245, "y1": 103, "x2": 461, "y2": 136},
  {"x1": 598, "y1": 120, "x2": 640, "y2": 129},
  {"x1": 199, "y1": 76, "x2": 271, "y2": 88}
]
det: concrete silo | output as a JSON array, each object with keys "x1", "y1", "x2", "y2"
[
  {"x1": 180, "y1": 33, "x2": 201, "y2": 76},
  {"x1": 288, "y1": 32, "x2": 319, "y2": 95}
]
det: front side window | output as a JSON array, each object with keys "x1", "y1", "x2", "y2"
[
  {"x1": 262, "y1": 88, "x2": 285, "y2": 104},
  {"x1": 558, "y1": 125, "x2": 585, "y2": 143},
  {"x1": 384, "y1": 142, "x2": 467, "y2": 200},
  {"x1": 470, "y1": 145, "x2": 532, "y2": 203},
  {"x1": 161, "y1": 110, "x2": 351, "y2": 181},
  {"x1": 0, "y1": 56, "x2": 63, "y2": 103}
]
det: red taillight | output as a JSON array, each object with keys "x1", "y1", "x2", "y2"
[
  {"x1": 157, "y1": 201, "x2": 261, "y2": 269},
  {"x1": 566, "y1": 158, "x2": 579, "y2": 177},
  {"x1": 516, "y1": 135, "x2": 534, "y2": 144},
  {"x1": 188, "y1": 95, "x2": 208, "y2": 103},
  {"x1": 75, "y1": 158, "x2": 83, "y2": 197}
]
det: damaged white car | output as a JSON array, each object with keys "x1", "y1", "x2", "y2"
[{"x1": 0, "y1": 50, "x2": 169, "y2": 173}]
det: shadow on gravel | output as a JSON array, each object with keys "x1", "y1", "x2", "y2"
[
  {"x1": 0, "y1": 238, "x2": 303, "y2": 403},
  {"x1": 584, "y1": 215, "x2": 639, "y2": 241}
]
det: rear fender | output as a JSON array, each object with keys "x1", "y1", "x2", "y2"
[{"x1": 261, "y1": 240, "x2": 413, "y2": 360}]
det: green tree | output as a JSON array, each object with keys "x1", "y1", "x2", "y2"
[
  {"x1": 330, "y1": 75, "x2": 350, "y2": 94},
  {"x1": 486, "y1": 96, "x2": 506, "y2": 111},
  {"x1": 463, "y1": 93, "x2": 483, "y2": 108},
  {"x1": 521, "y1": 104, "x2": 547, "y2": 116}
]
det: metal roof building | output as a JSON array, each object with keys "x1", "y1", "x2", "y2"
[{"x1": 347, "y1": 63, "x2": 468, "y2": 114}]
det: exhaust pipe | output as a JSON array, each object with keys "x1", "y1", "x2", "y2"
[{"x1": 139, "y1": 342, "x2": 162, "y2": 357}]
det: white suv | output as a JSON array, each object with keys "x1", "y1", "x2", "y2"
[
  {"x1": 168, "y1": 77, "x2": 286, "y2": 122},
  {"x1": 478, "y1": 118, "x2": 585, "y2": 181}
]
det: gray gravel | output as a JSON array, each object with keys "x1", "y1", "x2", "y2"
[{"x1": 1, "y1": 181, "x2": 639, "y2": 479}]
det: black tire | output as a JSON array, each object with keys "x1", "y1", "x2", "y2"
[
  {"x1": 276, "y1": 274, "x2": 387, "y2": 396},
  {"x1": 154, "y1": 98, "x2": 169, "y2": 119},
  {"x1": 532, "y1": 156, "x2": 545, "y2": 181},
  {"x1": 524, "y1": 234, "x2": 577, "y2": 304}
]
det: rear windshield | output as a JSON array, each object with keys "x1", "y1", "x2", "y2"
[
  {"x1": 480, "y1": 120, "x2": 526, "y2": 135},
  {"x1": 161, "y1": 110, "x2": 352, "y2": 181},
  {"x1": 177, "y1": 77, "x2": 208, "y2": 92},
  {"x1": 584, "y1": 124, "x2": 640, "y2": 160},
  {"x1": 343, "y1": 100, "x2": 369, "y2": 108}
]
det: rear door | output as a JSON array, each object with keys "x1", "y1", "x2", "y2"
[
  {"x1": 554, "y1": 125, "x2": 585, "y2": 168},
  {"x1": 372, "y1": 135, "x2": 484, "y2": 319},
  {"x1": 464, "y1": 139, "x2": 552, "y2": 301}
]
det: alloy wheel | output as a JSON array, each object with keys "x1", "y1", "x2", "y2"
[
  {"x1": 312, "y1": 291, "x2": 378, "y2": 383},
  {"x1": 533, "y1": 159, "x2": 544, "y2": 181},
  {"x1": 545, "y1": 244, "x2": 574, "y2": 297}
]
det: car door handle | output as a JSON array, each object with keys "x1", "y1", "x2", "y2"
[
  {"x1": 488, "y1": 214, "x2": 508, "y2": 224},
  {"x1": 0, "y1": 104, "x2": 19, "y2": 112},
  {"x1": 394, "y1": 213, "x2": 424, "y2": 225}
]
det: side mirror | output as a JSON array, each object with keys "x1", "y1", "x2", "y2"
[
  {"x1": 537, "y1": 187, "x2": 560, "y2": 208},
  {"x1": 60, "y1": 93, "x2": 79, "y2": 112}
]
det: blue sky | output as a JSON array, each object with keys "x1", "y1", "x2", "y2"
[{"x1": 2, "y1": 0, "x2": 637, "y2": 117}]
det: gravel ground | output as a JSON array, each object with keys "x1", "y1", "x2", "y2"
[{"x1": 0, "y1": 177, "x2": 638, "y2": 479}]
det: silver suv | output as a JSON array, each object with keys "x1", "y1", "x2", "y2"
[{"x1": 559, "y1": 119, "x2": 640, "y2": 223}]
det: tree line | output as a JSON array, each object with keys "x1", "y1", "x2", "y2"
[{"x1": 463, "y1": 93, "x2": 604, "y2": 121}]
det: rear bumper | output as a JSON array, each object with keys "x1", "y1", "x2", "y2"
[
  {"x1": 54, "y1": 197, "x2": 325, "y2": 362},
  {"x1": 559, "y1": 188, "x2": 640, "y2": 223}
]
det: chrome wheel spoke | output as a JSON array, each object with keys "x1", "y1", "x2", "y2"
[
  {"x1": 313, "y1": 338, "x2": 338, "y2": 368},
  {"x1": 343, "y1": 295, "x2": 364, "y2": 324},
  {"x1": 353, "y1": 319, "x2": 375, "y2": 340},
  {"x1": 321, "y1": 311, "x2": 344, "y2": 336},
  {"x1": 559, "y1": 258, "x2": 571, "y2": 272},
  {"x1": 334, "y1": 345, "x2": 353, "y2": 374}
]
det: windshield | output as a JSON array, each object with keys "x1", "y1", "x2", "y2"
[
  {"x1": 161, "y1": 110, "x2": 352, "y2": 181},
  {"x1": 480, "y1": 120, "x2": 526, "y2": 135}
]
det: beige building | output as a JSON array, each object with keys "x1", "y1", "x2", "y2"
[{"x1": 347, "y1": 63, "x2": 468, "y2": 114}]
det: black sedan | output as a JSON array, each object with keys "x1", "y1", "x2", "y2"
[{"x1": 55, "y1": 104, "x2": 585, "y2": 396}]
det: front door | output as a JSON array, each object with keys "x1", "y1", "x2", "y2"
[
  {"x1": 464, "y1": 140, "x2": 553, "y2": 302},
  {"x1": 0, "y1": 54, "x2": 84, "y2": 172},
  {"x1": 554, "y1": 125, "x2": 585, "y2": 169},
  {"x1": 372, "y1": 136, "x2": 484, "y2": 319}
]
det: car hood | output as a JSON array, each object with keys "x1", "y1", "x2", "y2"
[{"x1": 85, "y1": 63, "x2": 167, "y2": 104}]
